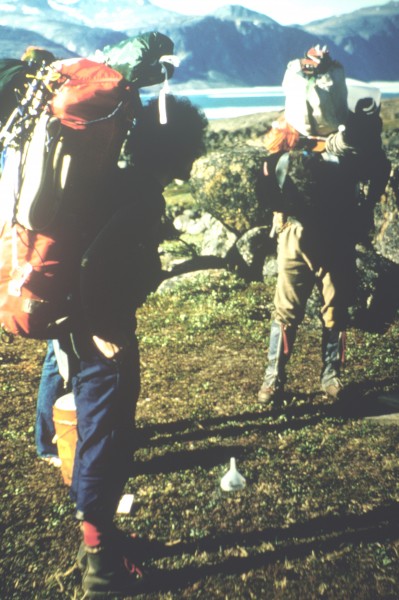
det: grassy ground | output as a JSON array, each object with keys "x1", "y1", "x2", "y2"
[
  {"x1": 1, "y1": 271, "x2": 398, "y2": 599},
  {"x1": 2, "y1": 98, "x2": 399, "y2": 598}
]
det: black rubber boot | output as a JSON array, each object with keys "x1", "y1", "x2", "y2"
[
  {"x1": 258, "y1": 321, "x2": 296, "y2": 404},
  {"x1": 81, "y1": 543, "x2": 143, "y2": 598},
  {"x1": 321, "y1": 328, "x2": 345, "y2": 399}
]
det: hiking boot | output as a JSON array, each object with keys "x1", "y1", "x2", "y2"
[
  {"x1": 81, "y1": 543, "x2": 143, "y2": 598},
  {"x1": 258, "y1": 321, "x2": 296, "y2": 405},
  {"x1": 77, "y1": 541, "x2": 87, "y2": 571},
  {"x1": 321, "y1": 328, "x2": 345, "y2": 400},
  {"x1": 322, "y1": 377, "x2": 343, "y2": 400},
  {"x1": 77, "y1": 529, "x2": 163, "y2": 573},
  {"x1": 258, "y1": 383, "x2": 283, "y2": 404}
]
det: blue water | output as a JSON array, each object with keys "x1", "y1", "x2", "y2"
[
  {"x1": 142, "y1": 86, "x2": 285, "y2": 119},
  {"x1": 142, "y1": 83, "x2": 399, "y2": 120},
  {"x1": 178, "y1": 88, "x2": 286, "y2": 119}
]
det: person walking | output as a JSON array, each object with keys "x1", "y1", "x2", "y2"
[
  {"x1": 258, "y1": 148, "x2": 358, "y2": 403},
  {"x1": 258, "y1": 46, "x2": 390, "y2": 405},
  {"x1": 57, "y1": 95, "x2": 207, "y2": 597}
]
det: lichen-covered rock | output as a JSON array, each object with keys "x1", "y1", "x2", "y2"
[
  {"x1": 351, "y1": 242, "x2": 399, "y2": 331},
  {"x1": 373, "y1": 165, "x2": 399, "y2": 264},
  {"x1": 190, "y1": 145, "x2": 273, "y2": 234},
  {"x1": 235, "y1": 226, "x2": 276, "y2": 280}
]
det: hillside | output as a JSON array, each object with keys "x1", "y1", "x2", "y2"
[{"x1": 1, "y1": 1, "x2": 399, "y2": 85}]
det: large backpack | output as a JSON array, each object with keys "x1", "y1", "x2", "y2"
[
  {"x1": 282, "y1": 45, "x2": 348, "y2": 137},
  {"x1": 0, "y1": 32, "x2": 176, "y2": 339},
  {"x1": 1, "y1": 57, "x2": 140, "y2": 231},
  {"x1": 273, "y1": 147, "x2": 359, "y2": 227}
]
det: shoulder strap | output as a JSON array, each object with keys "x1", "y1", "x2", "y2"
[{"x1": 275, "y1": 152, "x2": 290, "y2": 190}]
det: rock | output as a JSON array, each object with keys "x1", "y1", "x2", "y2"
[
  {"x1": 173, "y1": 211, "x2": 212, "y2": 235},
  {"x1": 373, "y1": 166, "x2": 399, "y2": 264},
  {"x1": 353, "y1": 243, "x2": 391, "y2": 314},
  {"x1": 235, "y1": 226, "x2": 276, "y2": 280},
  {"x1": 173, "y1": 211, "x2": 237, "y2": 258},
  {"x1": 364, "y1": 413, "x2": 399, "y2": 426},
  {"x1": 376, "y1": 392, "x2": 399, "y2": 410},
  {"x1": 190, "y1": 145, "x2": 273, "y2": 234},
  {"x1": 200, "y1": 217, "x2": 237, "y2": 257},
  {"x1": 263, "y1": 256, "x2": 278, "y2": 278},
  {"x1": 165, "y1": 256, "x2": 227, "y2": 278},
  {"x1": 157, "y1": 268, "x2": 230, "y2": 294}
]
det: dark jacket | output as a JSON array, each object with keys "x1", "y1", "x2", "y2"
[{"x1": 79, "y1": 166, "x2": 165, "y2": 344}]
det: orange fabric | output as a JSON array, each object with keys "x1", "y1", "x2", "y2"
[
  {"x1": 262, "y1": 115, "x2": 328, "y2": 153},
  {"x1": 310, "y1": 139, "x2": 326, "y2": 152},
  {"x1": 263, "y1": 116, "x2": 300, "y2": 153}
]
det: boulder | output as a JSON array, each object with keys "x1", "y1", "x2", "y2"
[
  {"x1": 373, "y1": 165, "x2": 399, "y2": 264},
  {"x1": 158, "y1": 268, "x2": 231, "y2": 294},
  {"x1": 190, "y1": 145, "x2": 273, "y2": 234},
  {"x1": 235, "y1": 226, "x2": 276, "y2": 281},
  {"x1": 200, "y1": 216, "x2": 237, "y2": 257},
  {"x1": 352, "y1": 242, "x2": 399, "y2": 332}
]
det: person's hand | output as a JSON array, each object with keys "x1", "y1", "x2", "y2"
[{"x1": 92, "y1": 335, "x2": 121, "y2": 359}]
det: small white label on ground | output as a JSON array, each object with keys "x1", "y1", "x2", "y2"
[{"x1": 117, "y1": 494, "x2": 134, "y2": 514}]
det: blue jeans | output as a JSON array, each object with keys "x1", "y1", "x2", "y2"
[
  {"x1": 63, "y1": 332, "x2": 140, "y2": 526},
  {"x1": 35, "y1": 340, "x2": 65, "y2": 458}
]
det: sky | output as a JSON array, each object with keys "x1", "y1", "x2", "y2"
[{"x1": 151, "y1": 0, "x2": 390, "y2": 25}]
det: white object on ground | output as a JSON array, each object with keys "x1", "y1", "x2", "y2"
[
  {"x1": 220, "y1": 457, "x2": 246, "y2": 491},
  {"x1": 117, "y1": 494, "x2": 135, "y2": 514}
]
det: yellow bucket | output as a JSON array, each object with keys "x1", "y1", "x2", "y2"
[{"x1": 53, "y1": 392, "x2": 77, "y2": 486}]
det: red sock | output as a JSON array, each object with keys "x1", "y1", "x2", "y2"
[{"x1": 82, "y1": 521, "x2": 103, "y2": 547}]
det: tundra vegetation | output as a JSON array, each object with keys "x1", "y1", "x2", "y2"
[{"x1": 1, "y1": 101, "x2": 399, "y2": 599}]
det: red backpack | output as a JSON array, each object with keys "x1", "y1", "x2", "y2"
[{"x1": 0, "y1": 33, "x2": 176, "y2": 339}]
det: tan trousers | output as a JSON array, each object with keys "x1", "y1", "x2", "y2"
[{"x1": 274, "y1": 221, "x2": 354, "y2": 330}]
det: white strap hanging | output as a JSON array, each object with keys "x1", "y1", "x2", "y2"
[
  {"x1": 159, "y1": 80, "x2": 169, "y2": 125},
  {"x1": 52, "y1": 339, "x2": 70, "y2": 385},
  {"x1": 158, "y1": 55, "x2": 181, "y2": 125}
]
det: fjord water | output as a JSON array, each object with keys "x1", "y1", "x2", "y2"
[{"x1": 142, "y1": 81, "x2": 399, "y2": 120}]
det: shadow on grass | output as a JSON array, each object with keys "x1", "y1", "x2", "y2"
[
  {"x1": 135, "y1": 377, "x2": 399, "y2": 457},
  {"x1": 330, "y1": 377, "x2": 399, "y2": 419},
  {"x1": 132, "y1": 501, "x2": 399, "y2": 596},
  {"x1": 137, "y1": 393, "x2": 321, "y2": 446},
  {"x1": 132, "y1": 444, "x2": 250, "y2": 476}
]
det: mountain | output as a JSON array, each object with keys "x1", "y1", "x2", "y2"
[
  {"x1": 0, "y1": 25, "x2": 76, "y2": 60},
  {"x1": 146, "y1": 10, "x2": 333, "y2": 86},
  {"x1": 0, "y1": 0, "x2": 181, "y2": 33},
  {"x1": 0, "y1": 1, "x2": 399, "y2": 86},
  {"x1": 302, "y1": 1, "x2": 399, "y2": 80},
  {"x1": 211, "y1": 6, "x2": 275, "y2": 23},
  {"x1": 46, "y1": 0, "x2": 183, "y2": 30},
  {"x1": 0, "y1": 0, "x2": 129, "y2": 58}
]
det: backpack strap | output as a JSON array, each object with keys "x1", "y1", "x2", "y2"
[{"x1": 275, "y1": 152, "x2": 290, "y2": 191}]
